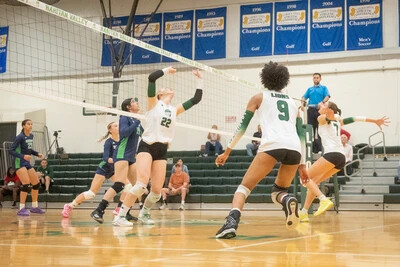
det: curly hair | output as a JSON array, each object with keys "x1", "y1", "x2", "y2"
[{"x1": 259, "y1": 61, "x2": 290, "y2": 91}]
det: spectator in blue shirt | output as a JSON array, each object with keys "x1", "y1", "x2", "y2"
[{"x1": 301, "y1": 73, "x2": 330, "y2": 153}]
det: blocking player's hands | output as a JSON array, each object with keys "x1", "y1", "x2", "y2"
[
  {"x1": 215, "y1": 152, "x2": 229, "y2": 167},
  {"x1": 298, "y1": 164, "x2": 309, "y2": 186},
  {"x1": 192, "y1": 69, "x2": 202, "y2": 79}
]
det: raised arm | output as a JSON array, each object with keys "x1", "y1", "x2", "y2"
[
  {"x1": 148, "y1": 66, "x2": 176, "y2": 111},
  {"x1": 176, "y1": 69, "x2": 203, "y2": 116},
  {"x1": 340, "y1": 116, "x2": 390, "y2": 129},
  {"x1": 215, "y1": 93, "x2": 262, "y2": 166}
]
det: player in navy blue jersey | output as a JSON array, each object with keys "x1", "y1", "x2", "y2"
[
  {"x1": 62, "y1": 121, "x2": 119, "y2": 218},
  {"x1": 91, "y1": 98, "x2": 143, "y2": 223},
  {"x1": 9, "y1": 119, "x2": 45, "y2": 216}
]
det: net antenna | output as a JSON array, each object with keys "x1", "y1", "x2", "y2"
[{"x1": 98, "y1": 0, "x2": 164, "y2": 109}]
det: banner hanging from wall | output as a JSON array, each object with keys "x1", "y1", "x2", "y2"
[
  {"x1": 239, "y1": 3, "x2": 273, "y2": 57},
  {"x1": 274, "y1": 1, "x2": 308, "y2": 55},
  {"x1": 195, "y1": 7, "x2": 226, "y2": 60},
  {"x1": 132, "y1": 13, "x2": 162, "y2": 64},
  {"x1": 310, "y1": 0, "x2": 344, "y2": 53},
  {"x1": 162, "y1": 10, "x2": 194, "y2": 62},
  {"x1": 101, "y1": 16, "x2": 131, "y2": 67},
  {"x1": 347, "y1": 0, "x2": 382, "y2": 50},
  {"x1": 0, "y1": 26, "x2": 8, "y2": 74}
]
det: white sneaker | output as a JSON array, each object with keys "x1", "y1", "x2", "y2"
[
  {"x1": 159, "y1": 203, "x2": 167, "y2": 210},
  {"x1": 138, "y1": 210, "x2": 155, "y2": 225},
  {"x1": 112, "y1": 216, "x2": 133, "y2": 227},
  {"x1": 179, "y1": 203, "x2": 185, "y2": 210}
]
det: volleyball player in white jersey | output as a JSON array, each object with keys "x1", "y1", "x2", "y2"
[
  {"x1": 216, "y1": 61, "x2": 305, "y2": 239},
  {"x1": 113, "y1": 67, "x2": 203, "y2": 226},
  {"x1": 299, "y1": 101, "x2": 389, "y2": 222}
]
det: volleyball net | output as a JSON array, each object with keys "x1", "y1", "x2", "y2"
[{"x1": 0, "y1": 0, "x2": 267, "y2": 146}]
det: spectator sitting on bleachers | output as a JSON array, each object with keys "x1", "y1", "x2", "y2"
[
  {"x1": 36, "y1": 159, "x2": 54, "y2": 194},
  {"x1": 339, "y1": 134, "x2": 353, "y2": 176},
  {"x1": 159, "y1": 163, "x2": 189, "y2": 211},
  {"x1": 202, "y1": 125, "x2": 222, "y2": 157},
  {"x1": 246, "y1": 125, "x2": 262, "y2": 156},
  {"x1": 0, "y1": 167, "x2": 21, "y2": 208},
  {"x1": 171, "y1": 158, "x2": 190, "y2": 177}
]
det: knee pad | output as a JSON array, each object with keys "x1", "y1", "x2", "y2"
[
  {"x1": 21, "y1": 184, "x2": 30, "y2": 193},
  {"x1": 235, "y1": 185, "x2": 251, "y2": 199},
  {"x1": 32, "y1": 183, "x2": 40, "y2": 190},
  {"x1": 146, "y1": 192, "x2": 161, "y2": 204},
  {"x1": 111, "y1": 182, "x2": 125, "y2": 194},
  {"x1": 129, "y1": 182, "x2": 147, "y2": 197},
  {"x1": 83, "y1": 190, "x2": 95, "y2": 200},
  {"x1": 271, "y1": 183, "x2": 289, "y2": 205},
  {"x1": 123, "y1": 183, "x2": 133, "y2": 193}
]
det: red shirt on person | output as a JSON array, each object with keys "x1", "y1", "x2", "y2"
[{"x1": 4, "y1": 174, "x2": 20, "y2": 185}]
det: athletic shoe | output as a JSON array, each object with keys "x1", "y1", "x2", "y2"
[
  {"x1": 216, "y1": 215, "x2": 239, "y2": 239},
  {"x1": 91, "y1": 209, "x2": 104, "y2": 224},
  {"x1": 126, "y1": 212, "x2": 138, "y2": 222},
  {"x1": 61, "y1": 204, "x2": 73, "y2": 218},
  {"x1": 138, "y1": 210, "x2": 155, "y2": 225},
  {"x1": 139, "y1": 203, "x2": 143, "y2": 210},
  {"x1": 30, "y1": 207, "x2": 45, "y2": 214},
  {"x1": 282, "y1": 196, "x2": 299, "y2": 230},
  {"x1": 314, "y1": 198, "x2": 334, "y2": 217},
  {"x1": 113, "y1": 207, "x2": 120, "y2": 216},
  {"x1": 112, "y1": 216, "x2": 133, "y2": 227},
  {"x1": 299, "y1": 210, "x2": 309, "y2": 223},
  {"x1": 17, "y1": 208, "x2": 30, "y2": 216},
  {"x1": 159, "y1": 203, "x2": 167, "y2": 210},
  {"x1": 179, "y1": 203, "x2": 185, "y2": 211}
]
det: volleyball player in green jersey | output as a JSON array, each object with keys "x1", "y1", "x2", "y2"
[{"x1": 215, "y1": 62, "x2": 306, "y2": 239}]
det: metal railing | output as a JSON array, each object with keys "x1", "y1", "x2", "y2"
[{"x1": 344, "y1": 130, "x2": 387, "y2": 194}]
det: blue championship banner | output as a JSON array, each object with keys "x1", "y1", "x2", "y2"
[
  {"x1": 195, "y1": 7, "x2": 226, "y2": 60},
  {"x1": 101, "y1": 16, "x2": 131, "y2": 66},
  {"x1": 163, "y1": 10, "x2": 194, "y2": 62},
  {"x1": 0, "y1": 26, "x2": 9, "y2": 73},
  {"x1": 347, "y1": 0, "x2": 382, "y2": 50},
  {"x1": 132, "y1": 13, "x2": 162, "y2": 64},
  {"x1": 310, "y1": 0, "x2": 344, "y2": 53},
  {"x1": 274, "y1": 1, "x2": 308, "y2": 55},
  {"x1": 240, "y1": 3, "x2": 273, "y2": 57}
]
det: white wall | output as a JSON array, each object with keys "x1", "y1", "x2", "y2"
[{"x1": 1, "y1": 0, "x2": 400, "y2": 152}]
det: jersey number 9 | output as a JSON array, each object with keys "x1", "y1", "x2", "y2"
[{"x1": 277, "y1": 100, "x2": 289, "y2": 121}]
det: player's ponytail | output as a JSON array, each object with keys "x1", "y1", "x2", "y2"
[
  {"x1": 97, "y1": 122, "x2": 115, "y2": 143},
  {"x1": 328, "y1": 102, "x2": 341, "y2": 116}
]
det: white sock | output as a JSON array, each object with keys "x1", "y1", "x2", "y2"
[
  {"x1": 69, "y1": 200, "x2": 78, "y2": 207},
  {"x1": 20, "y1": 203, "x2": 25, "y2": 210},
  {"x1": 301, "y1": 208, "x2": 307, "y2": 213},
  {"x1": 318, "y1": 195, "x2": 327, "y2": 201},
  {"x1": 118, "y1": 204, "x2": 129, "y2": 217},
  {"x1": 32, "y1": 202, "x2": 38, "y2": 208},
  {"x1": 181, "y1": 200, "x2": 185, "y2": 205}
]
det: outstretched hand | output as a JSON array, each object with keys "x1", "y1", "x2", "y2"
[
  {"x1": 166, "y1": 66, "x2": 177, "y2": 74},
  {"x1": 215, "y1": 152, "x2": 229, "y2": 167},
  {"x1": 192, "y1": 69, "x2": 202, "y2": 79},
  {"x1": 375, "y1": 116, "x2": 390, "y2": 130}
]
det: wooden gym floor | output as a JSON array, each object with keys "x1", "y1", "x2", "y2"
[{"x1": 0, "y1": 209, "x2": 399, "y2": 266}]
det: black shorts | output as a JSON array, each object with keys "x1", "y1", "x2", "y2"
[
  {"x1": 137, "y1": 141, "x2": 168, "y2": 161},
  {"x1": 323, "y1": 152, "x2": 346, "y2": 169},
  {"x1": 264, "y1": 149, "x2": 301, "y2": 165}
]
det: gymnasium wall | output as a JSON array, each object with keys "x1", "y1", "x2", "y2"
[{"x1": 0, "y1": 0, "x2": 399, "y2": 153}]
